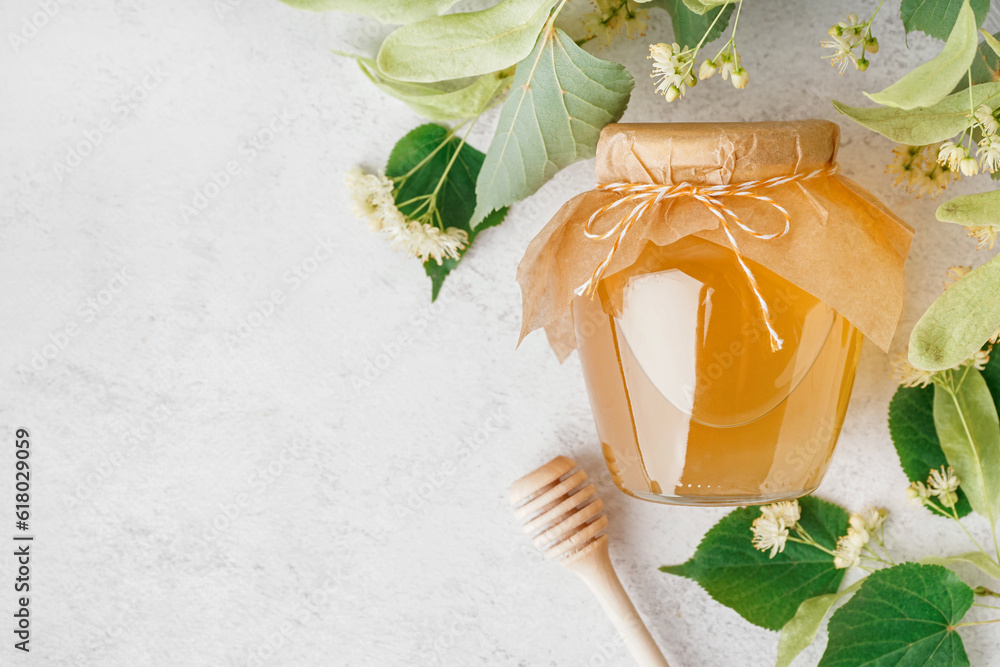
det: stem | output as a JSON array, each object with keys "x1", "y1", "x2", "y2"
[
  {"x1": 940, "y1": 500, "x2": 999, "y2": 566},
  {"x1": 974, "y1": 603, "x2": 1000, "y2": 611},
  {"x1": 693, "y1": 2, "x2": 729, "y2": 53},
  {"x1": 790, "y1": 525, "x2": 837, "y2": 556},
  {"x1": 955, "y1": 618, "x2": 1000, "y2": 627},
  {"x1": 394, "y1": 122, "x2": 465, "y2": 183},
  {"x1": 729, "y1": 0, "x2": 744, "y2": 37}
]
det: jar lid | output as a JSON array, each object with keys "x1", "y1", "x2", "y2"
[{"x1": 596, "y1": 120, "x2": 839, "y2": 186}]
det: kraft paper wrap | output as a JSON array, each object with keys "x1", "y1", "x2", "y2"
[{"x1": 516, "y1": 120, "x2": 914, "y2": 361}]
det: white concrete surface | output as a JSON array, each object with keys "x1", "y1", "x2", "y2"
[{"x1": 1, "y1": 0, "x2": 999, "y2": 665}]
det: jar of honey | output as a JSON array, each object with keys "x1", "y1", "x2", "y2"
[{"x1": 517, "y1": 121, "x2": 913, "y2": 506}]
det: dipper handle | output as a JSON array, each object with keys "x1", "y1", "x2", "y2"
[{"x1": 510, "y1": 456, "x2": 669, "y2": 667}]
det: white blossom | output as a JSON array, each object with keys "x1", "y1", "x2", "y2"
[
  {"x1": 891, "y1": 353, "x2": 935, "y2": 388},
  {"x1": 649, "y1": 42, "x2": 695, "y2": 101},
  {"x1": 833, "y1": 526, "x2": 869, "y2": 569},
  {"x1": 751, "y1": 516, "x2": 789, "y2": 558},
  {"x1": 850, "y1": 507, "x2": 887, "y2": 534},
  {"x1": 967, "y1": 225, "x2": 1000, "y2": 250},
  {"x1": 761, "y1": 500, "x2": 801, "y2": 528},
  {"x1": 937, "y1": 141, "x2": 967, "y2": 171}
]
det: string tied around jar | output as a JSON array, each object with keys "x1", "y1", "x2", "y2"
[{"x1": 578, "y1": 165, "x2": 838, "y2": 352}]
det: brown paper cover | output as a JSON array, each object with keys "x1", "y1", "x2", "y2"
[{"x1": 516, "y1": 120, "x2": 914, "y2": 361}]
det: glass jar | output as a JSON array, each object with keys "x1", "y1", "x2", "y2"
[
  {"x1": 572, "y1": 236, "x2": 863, "y2": 506},
  {"x1": 517, "y1": 120, "x2": 912, "y2": 508}
]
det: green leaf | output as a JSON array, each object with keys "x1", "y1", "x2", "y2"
[
  {"x1": 279, "y1": 0, "x2": 457, "y2": 24},
  {"x1": 351, "y1": 55, "x2": 513, "y2": 121},
  {"x1": 471, "y1": 27, "x2": 633, "y2": 226},
  {"x1": 866, "y1": 0, "x2": 978, "y2": 110},
  {"x1": 385, "y1": 124, "x2": 508, "y2": 298},
  {"x1": 922, "y1": 552, "x2": 1000, "y2": 580},
  {"x1": 775, "y1": 580, "x2": 863, "y2": 667},
  {"x1": 933, "y1": 366, "x2": 1000, "y2": 525},
  {"x1": 376, "y1": 0, "x2": 558, "y2": 83},
  {"x1": 888, "y1": 384, "x2": 973, "y2": 518},
  {"x1": 653, "y1": 0, "x2": 733, "y2": 48},
  {"x1": 833, "y1": 81, "x2": 1000, "y2": 144},
  {"x1": 819, "y1": 563, "x2": 974, "y2": 667},
  {"x1": 982, "y1": 28, "x2": 1000, "y2": 57},
  {"x1": 910, "y1": 253, "x2": 1000, "y2": 370},
  {"x1": 660, "y1": 496, "x2": 848, "y2": 631},
  {"x1": 936, "y1": 189, "x2": 1000, "y2": 227},
  {"x1": 901, "y1": 0, "x2": 989, "y2": 41},
  {"x1": 677, "y1": 0, "x2": 735, "y2": 14},
  {"x1": 972, "y1": 31, "x2": 1000, "y2": 84}
]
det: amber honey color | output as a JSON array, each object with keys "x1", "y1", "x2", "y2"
[{"x1": 573, "y1": 237, "x2": 863, "y2": 506}]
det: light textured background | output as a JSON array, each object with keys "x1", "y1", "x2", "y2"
[{"x1": 2, "y1": 1, "x2": 999, "y2": 665}]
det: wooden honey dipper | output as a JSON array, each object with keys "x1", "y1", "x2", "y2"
[{"x1": 510, "y1": 456, "x2": 669, "y2": 667}]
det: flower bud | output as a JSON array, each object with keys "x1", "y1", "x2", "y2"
[
  {"x1": 699, "y1": 59, "x2": 717, "y2": 80},
  {"x1": 864, "y1": 36, "x2": 879, "y2": 53},
  {"x1": 686, "y1": 72, "x2": 697, "y2": 87},
  {"x1": 857, "y1": 57, "x2": 870, "y2": 71},
  {"x1": 960, "y1": 156, "x2": 980, "y2": 177},
  {"x1": 730, "y1": 67, "x2": 749, "y2": 90},
  {"x1": 665, "y1": 85, "x2": 681, "y2": 102}
]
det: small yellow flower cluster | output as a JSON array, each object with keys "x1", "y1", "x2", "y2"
[
  {"x1": 943, "y1": 264, "x2": 972, "y2": 289},
  {"x1": 892, "y1": 342, "x2": 990, "y2": 389},
  {"x1": 967, "y1": 225, "x2": 1000, "y2": 251},
  {"x1": 345, "y1": 167, "x2": 468, "y2": 266},
  {"x1": 832, "y1": 508, "x2": 886, "y2": 569},
  {"x1": 822, "y1": 12, "x2": 879, "y2": 74},
  {"x1": 582, "y1": 0, "x2": 648, "y2": 47},
  {"x1": 938, "y1": 105, "x2": 1000, "y2": 178},
  {"x1": 907, "y1": 466, "x2": 961, "y2": 509},
  {"x1": 649, "y1": 42, "x2": 746, "y2": 103},
  {"x1": 750, "y1": 500, "x2": 800, "y2": 558},
  {"x1": 885, "y1": 144, "x2": 958, "y2": 198},
  {"x1": 890, "y1": 354, "x2": 935, "y2": 388}
]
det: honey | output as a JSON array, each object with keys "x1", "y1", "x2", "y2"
[
  {"x1": 516, "y1": 121, "x2": 913, "y2": 507},
  {"x1": 573, "y1": 237, "x2": 863, "y2": 505}
]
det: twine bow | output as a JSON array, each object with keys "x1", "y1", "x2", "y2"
[{"x1": 579, "y1": 165, "x2": 838, "y2": 352}]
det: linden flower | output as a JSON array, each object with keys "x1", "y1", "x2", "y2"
[
  {"x1": 346, "y1": 167, "x2": 395, "y2": 230},
  {"x1": 822, "y1": 34, "x2": 858, "y2": 74},
  {"x1": 979, "y1": 139, "x2": 1000, "y2": 174},
  {"x1": 966, "y1": 348, "x2": 990, "y2": 371},
  {"x1": 583, "y1": 0, "x2": 648, "y2": 46},
  {"x1": 649, "y1": 42, "x2": 695, "y2": 101},
  {"x1": 937, "y1": 141, "x2": 966, "y2": 170},
  {"x1": 730, "y1": 67, "x2": 749, "y2": 90},
  {"x1": 699, "y1": 58, "x2": 717, "y2": 80},
  {"x1": 886, "y1": 145, "x2": 925, "y2": 187},
  {"x1": 383, "y1": 215, "x2": 468, "y2": 266},
  {"x1": 346, "y1": 167, "x2": 469, "y2": 265},
  {"x1": 833, "y1": 526, "x2": 870, "y2": 569},
  {"x1": 967, "y1": 225, "x2": 1000, "y2": 250},
  {"x1": 751, "y1": 516, "x2": 789, "y2": 558},
  {"x1": 927, "y1": 466, "x2": 960, "y2": 508},
  {"x1": 944, "y1": 265, "x2": 972, "y2": 289},
  {"x1": 891, "y1": 353, "x2": 935, "y2": 388},
  {"x1": 959, "y1": 156, "x2": 980, "y2": 177},
  {"x1": 762, "y1": 500, "x2": 801, "y2": 528},
  {"x1": 906, "y1": 480, "x2": 931, "y2": 505},
  {"x1": 850, "y1": 507, "x2": 887, "y2": 534},
  {"x1": 975, "y1": 104, "x2": 1000, "y2": 136}
]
